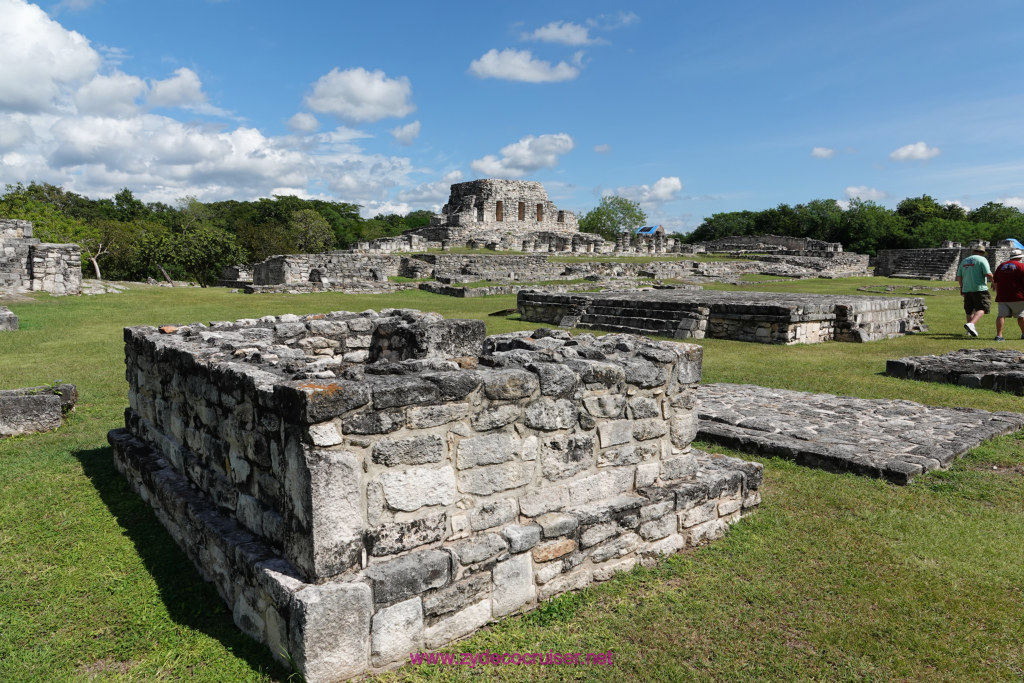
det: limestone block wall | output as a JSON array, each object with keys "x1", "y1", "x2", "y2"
[
  {"x1": 253, "y1": 254, "x2": 403, "y2": 286},
  {"x1": 109, "y1": 309, "x2": 761, "y2": 682},
  {"x1": 0, "y1": 219, "x2": 82, "y2": 296}
]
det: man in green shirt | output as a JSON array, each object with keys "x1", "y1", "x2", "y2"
[{"x1": 955, "y1": 246, "x2": 994, "y2": 337}]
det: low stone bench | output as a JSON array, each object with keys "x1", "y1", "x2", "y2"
[{"x1": 0, "y1": 384, "x2": 78, "y2": 437}]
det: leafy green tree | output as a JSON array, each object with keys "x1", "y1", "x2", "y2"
[
  {"x1": 684, "y1": 210, "x2": 758, "y2": 243},
  {"x1": 579, "y1": 196, "x2": 647, "y2": 241},
  {"x1": 158, "y1": 224, "x2": 245, "y2": 286},
  {"x1": 895, "y1": 195, "x2": 944, "y2": 229},
  {"x1": 289, "y1": 208, "x2": 334, "y2": 253},
  {"x1": 837, "y1": 199, "x2": 908, "y2": 254}
]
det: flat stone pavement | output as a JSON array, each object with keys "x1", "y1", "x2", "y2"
[
  {"x1": 695, "y1": 383, "x2": 1024, "y2": 484},
  {"x1": 886, "y1": 348, "x2": 1024, "y2": 396}
]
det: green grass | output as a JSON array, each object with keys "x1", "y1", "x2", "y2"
[{"x1": 1, "y1": 278, "x2": 1023, "y2": 681}]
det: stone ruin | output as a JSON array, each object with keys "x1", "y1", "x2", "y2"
[
  {"x1": 886, "y1": 348, "x2": 1024, "y2": 395},
  {"x1": 0, "y1": 219, "x2": 83, "y2": 296},
  {"x1": 0, "y1": 305, "x2": 17, "y2": 331},
  {"x1": 518, "y1": 289, "x2": 928, "y2": 344},
  {"x1": 873, "y1": 240, "x2": 1021, "y2": 280},
  {"x1": 694, "y1": 234, "x2": 844, "y2": 254},
  {"x1": 108, "y1": 308, "x2": 761, "y2": 681},
  {"x1": 0, "y1": 383, "x2": 78, "y2": 438}
]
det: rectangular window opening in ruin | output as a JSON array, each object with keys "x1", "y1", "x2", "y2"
[
  {"x1": 496, "y1": 201, "x2": 503, "y2": 222},
  {"x1": 537, "y1": 204, "x2": 543, "y2": 221},
  {"x1": 557, "y1": 210, "x2": 564, "y2": 223},
  {"x1": 476, "y1": 205, "x2": 483, "y2": 222},
  {"x1": 518, "y1": 202, "x2": 525, "y2": 221}
]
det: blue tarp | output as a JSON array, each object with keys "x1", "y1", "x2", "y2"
[
  {"x1": 1005, "y1": 237, "x2": 1024, "y2": 249},
  {"x1": 636, "y1": 225, "x2": 660, "y2": 235}
]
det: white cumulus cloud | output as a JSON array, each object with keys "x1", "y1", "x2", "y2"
[
  {"x1": 522, "y1": 21, "x2": 598, "y2": 45},
  {"x1": 305, "y1": 67, "x2": 415, "y2": 122},
  {"x1": 0, "y1": 0, "x2": 100, "y2": 112},
  {"x1": 469, "y1": 49, "x2": 581, "y2": 83},
  {"x1": 614, "y1": 176, "x2": 683, "y2": 205},
  {"x1": 845, "y1": 186, "x2": 888, "y2": 201},
  {"x1": 287, "y1": 112, "x2": 319, "y2": 133},
  {"x1": 890, "y1": 141, "x2": 940, "y2": 161},
  {"x1": 996, "y1": 196, "x2": 1024, "y2": 210},
  {"x1": 390, "y1": 120, "x2": 421, "y2": 146},
  {"x1": 396, "y1": 170, "x2": 463, "y2": 209},
  {"x1": 147, "y1": 67, "x2": 206, "y2": 108},
  {"x1": 74, "y1": 71, "x2": 147, "y2": 117},
  {"x1": 470, "y1": 133, "x2": 574, "y2": 177},
  {"x1": 811, "y1": 146, "x2": 835, "y2": 159}
]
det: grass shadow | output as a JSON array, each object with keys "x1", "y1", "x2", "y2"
[{"x1": 73, "y1": 443, "x2": 288, "y2": 680}]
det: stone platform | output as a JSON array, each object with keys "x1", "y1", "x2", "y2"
[
  {"x1": 695, "y1": 383, "x2": 1024, "y2": 484},
  {"x1": 108, "y1": 311, "x2": 761, "y2": 681},
  {"x1": 518, "y1": 289, "x2": 928, "y2": 344},
  {"x1": 886, "y1": 348, "x2": 1024, "y2": 395}
]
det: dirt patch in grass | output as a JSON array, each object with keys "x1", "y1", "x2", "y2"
[{"x1": 75, "y1": 658, "x2": 140, "y2": 679}]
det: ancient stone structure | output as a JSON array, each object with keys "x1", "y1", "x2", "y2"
[
  {"x1": 0, "y1": 306, "x2": 17, "y2": 331},
  {"x1": 0, "y1": 219, "x2": 83, "y2": 296},
  {"x1": 518, "y1": 289, "x2": 928, "y2": 344},
  {"x1": 0, "y1": 383, "x2": 78, "y2": 437},
  {"x1": 874, "y1": 241, "x2": 1020, "y2": 280},
  {"x1": 886, "y1": 348, "x2": 1024, "y2": 395},
  {"x1": 108, "y1": 309, "x2": 761, "y2": 681},
  {"x1": 699, "y1": 234, "x2": 843, "y2": 254},
  {"x1": 696, "y1": 383, "x2": 1024, "y2": 484},
  {"x1": 417, "y1": 179, "x2": 578, "y2": 242}
]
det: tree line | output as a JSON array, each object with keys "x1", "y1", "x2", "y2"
[
  {"x1": 0, "y1": 182, "x2": 432, "y2": 285},
  {"x1": 5, "y1": 182, "x2": 1022, "y2": 285},
  {"x1": 680, "y1": 196, "x2": 1024, "y2": 254}
]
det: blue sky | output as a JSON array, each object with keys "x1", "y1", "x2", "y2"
[{"x1": 2, "y1": 0, "x2": 1024, "y2": 231}]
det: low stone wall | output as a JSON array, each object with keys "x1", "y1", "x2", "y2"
[
  {"x1": 0, "y1": 384, "x2": 78, "y2": 437},
  {"x1": 518, "y1": 290, "x2": 928, "y2": 344},
  {"x1": 109, "y1": 309, "x2": 760, "y2": 681},
  {"x1": 253, "y1": 254, "x2": 403, "y2": 286},
  {"x1": 0, "y1": 306, "x2": 17, "y2": 331},
  {"x1": 0, "y1": 219, "x2": 82, "y2": 296},
  {"x1": 701, "y1": 234, "x2": 842, "y2": 253}
]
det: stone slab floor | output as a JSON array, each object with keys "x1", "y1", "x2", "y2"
[{"x1": 696, "y1": 383, "x2": 1024, "y2": 484}]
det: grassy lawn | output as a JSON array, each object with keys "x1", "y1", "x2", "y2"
[{"x1": 1, "y1": 278, "x2": 1022, "y2": 681}]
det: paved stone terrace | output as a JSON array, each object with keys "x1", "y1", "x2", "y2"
[
  {"x1": 886, "y1": 348, "x2": 1024, "y2": 395},
  {"x1": 695, "y1": 383, "x2": 1024, "y2": 484}
]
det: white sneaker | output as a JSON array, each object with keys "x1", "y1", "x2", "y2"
[{"x1": 964, "y1": 322, "x2": 978, "y2": 337}]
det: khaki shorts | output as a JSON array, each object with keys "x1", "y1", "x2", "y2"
[
  {"x1": 997, "y1": 300, "x2": 1024, "y2": 318},
  {"x1": 963, "y1": 290, "x2": 991, "y2": 314}
]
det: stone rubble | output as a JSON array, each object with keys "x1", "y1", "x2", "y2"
[
  {"x1": 0, "y1": 384, "x2": 78, "y2": 437},
  {"x1": 696, "y1": 383, "x2": 1024, "y2": 484},
  {"x1": 107, "y1": 308, "x2": 761, "y2": 682},
  {"x1": 886, "y1": 348, "x2": 1024, "y2": 395},
  {"x1": 0, "y1": 305, "x2": 17, "y2": 331}
]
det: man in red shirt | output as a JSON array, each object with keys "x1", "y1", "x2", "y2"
[{"x1": 993, "y1": 249, "x2": 1024, "y2": 341}]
